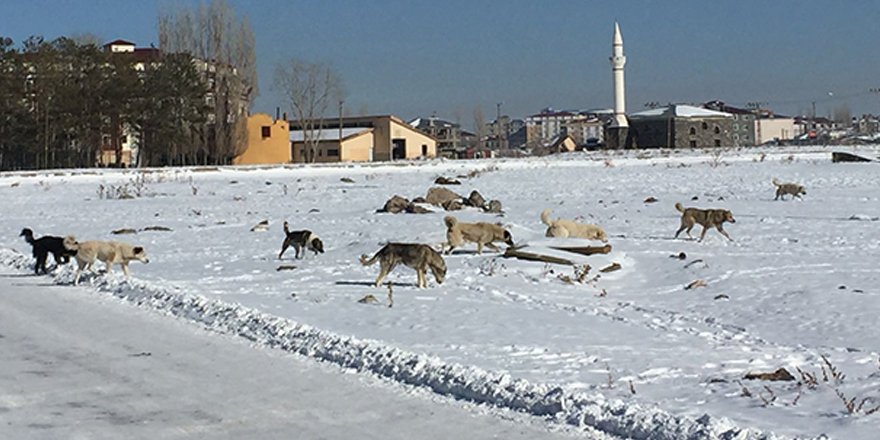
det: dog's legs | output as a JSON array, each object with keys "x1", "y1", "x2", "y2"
[
  {"x1": 122, "y1": 263, "x2": 130, "y2": 278},
  {"x1": 476, "y1": 242, "x2": 483, "y2": 254},
  {"x1": 717, "y1": 226, "x2": 734, "y2": 241},
  {"x1": 698, "y1": 226, "x2": 709, "y2": 242},
  {"x1": 416, "y1": 268, "x2": 426, "y2": 288},
  {"x1": 374, "y1": 262, "x2": 392, "y2": 287},
  {"x1": 74, "y1": 259, "x2": 88, "y2": 285},
  {"x1": 278, "y1": 238, "x2": 291, "y2": 259},
  {"x1": 294, "y1": 244, "x2": 303, "y2": 259},
  {"x1": 35, "y1": 251, "x2": 48, "y2": 274}
]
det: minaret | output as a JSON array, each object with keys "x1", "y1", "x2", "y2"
[{"x1": 608, "y1": 22, "x2": 629, "y2": 149}]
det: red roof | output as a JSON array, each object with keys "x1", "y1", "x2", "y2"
[{"x1": 103, "y1": 39, "x2": 136, "y2": 47}]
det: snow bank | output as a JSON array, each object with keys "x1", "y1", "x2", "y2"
[{"x1": 0, "y1": 248, "x2": 791, "y2": 440}]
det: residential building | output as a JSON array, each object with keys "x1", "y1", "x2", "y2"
[
  {"x1": 290, "y1": 114, "x2": 436, "y2": 163},
  {"x1": 628, "y1": 104, "x2": 734, "y2": 148},
  {"x1": 702, "y1": 101, "x2": 755, "y2": 147},
  {"x1": 754, "y1": 113, "x2": 797, "y2": 145},
  {"x1": 409, "y1": 116, "x2": 462, "y2": 159},
  {"x1": 525, "y1": 108, "x2": 605, "y2": 149},
  {"x1": 233, "y1": 113, "x2": 291, "y2": 165}
]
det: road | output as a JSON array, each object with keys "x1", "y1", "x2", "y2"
[{"x1": 0, "y1": 269, "x2": 584, "y2": 440}]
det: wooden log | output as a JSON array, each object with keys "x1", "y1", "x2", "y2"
[
  {"x1": 502, "y1": 248, "x2": 575, "y2": 265},
  {"x1": 549, "y1": 244, "x2": 612, "y2": 256}
]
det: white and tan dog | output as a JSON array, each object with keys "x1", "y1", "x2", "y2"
[
  {"x1": 540, "y1": 209, "x2": 608, "y2": 242},
  {"x1": 64, "y1": 237, "x2": 150, "y2": 285},
  {"x1": 772, "y1": 178, "x2": 806, "y2": 200}
]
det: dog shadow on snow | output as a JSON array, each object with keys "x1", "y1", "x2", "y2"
[{"x1": 335, "y1": 280, "x2": 421, "y2": 288}]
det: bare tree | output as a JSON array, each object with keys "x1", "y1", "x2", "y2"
[
  {"x1": 158, "y1": 0, "x2": 256, "y2": 164},
  {"x1": 273, "y1": 59, "x2": 344, "y2": 163}
]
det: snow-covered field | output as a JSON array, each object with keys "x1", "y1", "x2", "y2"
[{"x1": 2, "y1": 146, "x2": 879, "y2": 439}]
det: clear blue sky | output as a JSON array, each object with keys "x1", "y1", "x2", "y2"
[{"x1": 4, "y1": 0, "x2": 880, "y2": 127}]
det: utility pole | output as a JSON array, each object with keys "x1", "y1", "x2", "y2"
[
  {"x1": 496, "y1": 102, "x2": 502, "y2": 149},
  {"x1": 338, "y1": 100, "x2": 344, "y2": 146}
]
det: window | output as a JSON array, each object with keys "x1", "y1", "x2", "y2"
[
  {"x1": 689, "y1": 127, "x2": 696, "y2": 135},
  {"x1": 326, "y1": 149, "x2": 339, "y2": 156},
  {"x1": 689, "y1": 140, "x2": 697, "y2": 148},
  {"x1": 714, "y1": 125, "x2": 721, "y2": 134},
  {"x1": 714, "y1": 139, "x2": 721, "y2": 147},
  {"x1": 733, "y1": 134, "x2": 739, "y2": 141},
  {"x1": 733, "y1": 124, "x2": 738, "y2": 130},
  {"x1": 702, "y1": 122, "x2": 708, "y2": 130},
  {"x1": 261, "y1": 126, "x2": 271, "y2": 138}
]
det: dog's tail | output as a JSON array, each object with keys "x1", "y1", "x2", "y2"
[
  {"x1": 540, "y1": 209, "x2": 553, "y2": 226},
  {"x1": 674, "y1": 202, "x2": 685, "y2": 213},
  {"x1": 443, "y1": 216, "x2": 458, "y2": 229},
  {"x1": 771, "y1": 177, "x2": 781, "y2": 187},
  {"x1": 359, "y1": 247, "x2": 383, "y2": 266}
]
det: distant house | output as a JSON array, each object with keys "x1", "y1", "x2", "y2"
[
  {"x1": 290, "y1": 114, "x2": 436, "y2": 163},
  {"x1": 233, "y1": 113, "x2": 291, "y2": 165},
  {"x1": 629, "y1": 104, "x2": 734, "y2": 148},
  {"x1": 754, "y1": 113, "x2": 797, "y2": 145},
  {"x1": 703, "y1": 101, "x2": 756, "y2": 147},
  {"x1": 525, "y1": 108, "x2": 604, "y2": 149},
  {"x1": 409, "y1": 116, "x2": 462, "y2": 159}
]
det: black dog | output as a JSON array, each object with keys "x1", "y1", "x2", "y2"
[
  {"x1": 278, "y1": 221, "x2": 324, "y2": 259},
  {"x1": 20, "y1": 228, "x2": 76, "y2": 274}
]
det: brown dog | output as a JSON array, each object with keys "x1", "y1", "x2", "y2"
[
  {"x1": 772, "y1": 178, "x2": 806, "y2": 200},
  {"x1": 443, "y1": 216, "x2": 513, "y2": 254},
  {"x1": 360, "y1": 243, "x2": 446, "y2": 288},
  {"x1": 674, "y1": 202, "x2": 735, "y2": 242}
]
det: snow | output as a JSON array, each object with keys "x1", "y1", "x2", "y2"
[
  {"x1": 3, "y1": 145, "x2": 880, "y2": 439},
  {"x1": 630, "y1": 105, "x2": 733, "y2": 119}
]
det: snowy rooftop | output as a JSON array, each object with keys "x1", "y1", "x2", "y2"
[
  {"x1": 289, "y1": 127, "x2": 372, "y2": 142},
  {"x1": 629, "y1": 104, "x2": 733, "y2": 119}
]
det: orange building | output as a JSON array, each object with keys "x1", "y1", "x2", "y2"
[{"x1": 233, "y1": 113, "x2": 291, "y2": 165}]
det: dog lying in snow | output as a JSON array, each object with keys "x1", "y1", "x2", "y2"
[
  {"x1": 63, "y1": 237, "x2": 150, "y2": 285},
  {"x1": 540, "y1": 209, "x2": 608, "y2": 242},
  {"x1": 20, "y1": 228, "x2": 76, "y2": 274}
]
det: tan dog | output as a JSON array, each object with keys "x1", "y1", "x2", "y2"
[
  {"x1": 63, "y1": 237, "x2": 150, "y2": 285},
  {"x1": 674, "y1": 202, "x2": 735, "y2": 242},
  {"x1": 540, "y1": 209, "x2": 608, "y2": 242},
  {"x1": 360, "y1": 243, "x2": 446, "y2": 288},
  {"x1": 772, "y1": 178, "x2": 806, "y2": 200},
  {"x1": 443, "y1": 216, "x2": 514, "y2": 254}
]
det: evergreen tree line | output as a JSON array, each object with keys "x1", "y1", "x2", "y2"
[{"x1": 0, "y1": 35, "x2": 248, "y2": 170}]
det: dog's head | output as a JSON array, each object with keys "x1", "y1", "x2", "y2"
[
  {"x1": 443, "y1": 216, "x2": 458, "y2": 229},
  {"x1": 19, "y1": 228, "x2": 33, "y2": 238},
  {"x1": 131, "y1": 246, "x2": 150, "y2": 264},
  {"x1": 797, "y1": 185, "x2": 806, "y2": 195},
  {"x1": 310, "y1": 236, "x2": 325, "y2": 254},
  {"x1": 721, "y1": 210, "x2": 736, "y2": 224},
  {"x1": 503, "y1": 230, "x2": 514, "y2": 247},
  {"x1": 63, "y1": 235, "x2": 79, "y2": 252},
  {"x1": 595, "y1": 229, "x2": 609, "y2": 243},
  {"x1": 430, "y1": 257, "x2": 447, "y2": 285}
]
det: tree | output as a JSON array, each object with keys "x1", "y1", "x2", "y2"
[
  {"x1": 135, "y1": 53, "x2": 208, "y2": 166},
  {"x1": 158, "y1": 0, "x2": 256, "y2": 164},
  {"x1": 273, "y1": 59, "x2": 344, "y2": 163}
]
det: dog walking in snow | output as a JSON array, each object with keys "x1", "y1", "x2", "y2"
[
  {"x1": 63, "y1": 237, "x2": 150, "y2": 285},
  {"x1": 19, "y1": 228, "x2": 76, "y2": 274},
  {"x1": 278, "y1": 221, "x2": 324, "y2": 259},
  {"x1": 674, "y1": 202, "x2": 736, "y2": 242},
  {"x1": 772, "y1": 178, "x2": 806, "y2": 200},
  {"x1": 360, "y1": 243, "x2": 446, "y2": 288}
]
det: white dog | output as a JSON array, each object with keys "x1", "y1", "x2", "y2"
[
  {"x1": 540, "y1": 209, "x2": 608, "y2": 242},
  {"x1": 64, "y1": 237, "x2": 150, "y2": 285}
]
